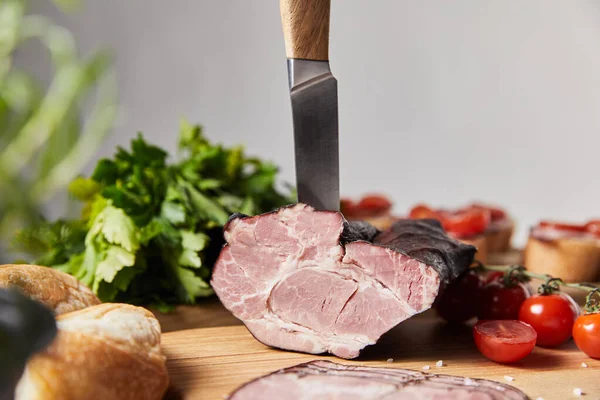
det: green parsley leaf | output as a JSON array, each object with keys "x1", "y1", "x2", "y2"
[
  {"x1": 68, "y1": 177, "x2": 101, "y2": 202},
  {"x1": 14, "y1": 121, "x2": 293, "y2": 309}
]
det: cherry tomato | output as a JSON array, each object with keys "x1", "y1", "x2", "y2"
[
  {"x1": 354, "y1": 195, "x2": 392, "y2": 217},
  {"x1": 357, "y1": 195, "x2": 391, "y2": 211},
  {"x1": 470, "y1": 204, "x2": 506, "y2": 221},
  {"x1": 477, "y1": 279, "x2": 530, "y2": 320},
  {"x1": 473, "y1": 320, "x2": 537, "y2": 363},
  {"x1": 584, "y1": 220, "x2": 600, "y2": 237},
  {"x1": 435, "y1": 269, "x2": 484, "y2": 323},
  {"x1": 539, "y1": 221, "x2": 586, "y2": 233},
  {"x1": 442, "y1": 208, "x2": 491, "y2": 238},
  {"x1": 409, "y1": 205, "x2": 490, "y2": 237},
  {"x1": 483, "y1": 271, "x2": 504, "y2": 285},
  {"x1": 409, "y1": 204, "x2": 438, "y2": 219},
  {"x1": 573, "y1": 312, "x2": 600, "y2": 359},
  {"x1": 518, "y1": 294, "x2": 579, "y2": 347},
  {"x1": 340, "y1": 198, "x2": 357, "y2": 216}
]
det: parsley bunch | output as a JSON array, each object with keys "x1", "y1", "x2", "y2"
[{"x1": 13, "y1": 121, "x2": 293, "y2": 310}]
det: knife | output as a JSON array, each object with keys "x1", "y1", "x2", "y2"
[{"x1": 280, "y1": 0, "x2": 340, "y2": 211}]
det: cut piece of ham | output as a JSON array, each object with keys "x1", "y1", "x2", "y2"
[
  {"x1": 227, "y1": 360, "x2": 529, "y2": 400},
  {"x1": 211, "y1": 204, "x2": 476, "y2": 359}
]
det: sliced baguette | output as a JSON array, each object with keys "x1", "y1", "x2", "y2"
[
  {"x1": 458, "y1": 234, "x2": 488, "y2": 264},
  {"x1": 360, "y1": 214, "x2": 399, "y2": 231},
  {"x1": 524, "y1": 236, "x2": 600, "y2": 282},
  {"x1": 485, "y1": 219, "x2": 514, "y2": 253}
]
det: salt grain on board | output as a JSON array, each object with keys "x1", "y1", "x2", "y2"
[
  {"x1": 386, "y1": 358, "x2": 393, "y2": 363},
  {"x1": 535, "y1": 397, "x2": 544, "y2": 400},
  {"x1": 581, "y1": 362, "x2": 588, "y2": 368},
  {"x1": 504, "y1": 376, "x2": 514, "y2": 382},
  {"x1": 422, "y1": 365, "x2": 430, "y2": 370},
  {"x1": 436, "y1": 360, "x2": 444, "y2": 367},
  {"x1": 573, "y1": 388, "x2": 583, "y2": 396}
]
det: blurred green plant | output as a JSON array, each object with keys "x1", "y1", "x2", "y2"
[{"x1": 0, "y1": 0, "x2": 117, "y2": 253}]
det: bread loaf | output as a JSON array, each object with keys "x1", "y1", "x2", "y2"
[
  {"x1": 457, "y1": 235, "x2": 488, "y2": 264},
  {"x1": 359, "y1": 214, "x2": 398, "y2": 231},
  {"x1": 485, "y1": 219, "x2": 514, "y2": 253},
  {"x1": 0, "y1": 264, "x2": 100, "y2": 315},
  {"x1": 524, "y1": 236, "x2": 600, "y2": 282},
  {"x1": 15, "y1": 303, "x2": 169, "y2": 400}
]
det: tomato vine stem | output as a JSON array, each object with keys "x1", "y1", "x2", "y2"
[
  {"x1": 538, "y1": 277, "x2": 563, "y2": 295},
  {"x1": 479, "y1": 264, "x2": 598, "y2": 293},
  {"x1": 480, "y1": 264, "x2": 600, "y2": 312},
  {"x1": 584, "y1": 288, "x2": 600, "y2": 313}
]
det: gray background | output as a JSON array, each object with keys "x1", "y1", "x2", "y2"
[{"x1": 25, "y1": 1, "x2": 600, "y2": 247}]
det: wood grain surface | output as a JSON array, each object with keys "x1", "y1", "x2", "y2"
[
  {"x1": 152, "y1": 298, "x2": 240, "y2": 333},
  {"x1": 280, "y1": 0, "x2": 330, "y2": 60},
  {"x1": 161, "y1": 319, "x2": 600, "y2": 400}
]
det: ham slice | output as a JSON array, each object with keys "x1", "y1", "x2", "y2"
[
  {"x1": 227, "y1": 360, "x2": 529, "y2": 400},
  {"x1": 211, "y1": 204, "x2": 476, "y2": 359}
]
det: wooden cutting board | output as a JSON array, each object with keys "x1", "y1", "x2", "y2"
[{"x1": 161, "y1": 314, "x2": 599, "y2": 400}]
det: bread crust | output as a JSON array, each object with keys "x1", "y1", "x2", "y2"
[
  {"x1": 459, "y1": 235, "x2": 488, "y2": 264},
  {"x1": 485, "y1": 220, "x2": 514, "y2": 253},
  {"x1": 524, "y1": 236, "x2": 600, "y2": 283},
  {"x1": 0, "y1": 264, "x2": 100, "y2": 315},
  {"x1": 359, "y1": 214, "x2": 398, "y2": 231},
  {"x1": 15, "y1": 303, "x2": 169, "y2": 400}
]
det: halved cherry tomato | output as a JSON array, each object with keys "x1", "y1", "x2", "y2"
[
  {"x1": 341, "y1": 195, "x2": 393, "y2": 217},
  {"x1": 435, "y1": 269, "x2": 484, "y2": 323},
  {"x1": 537, "y1": 219, "x2": 600, "y2": 238},
  {"x1": 408, "y1": 204, "x2": 438, "y2": 219},
  {"x1": 340, "y1": 198, "x2": 357, "y2": 216},
  {"x1": 357, "y1": 195, "x2": 392, "y2": 213},
  {"x1": 442, "y1": 208, "x2": 491, "y2": 238},
  {"x1": 518, "y1": 294, "x2": 579, "y2": 348},
  {"x1": 584, "y1": 220, "x2": 600, "y2": 237},
  {"x1": 538, "y1": 221, "x2": 587, "y2": 233},
  {"x1": 409, "y1": 205, "x2": 490, "y2": 237},
  {"x1": 470, "y1": 203, "x2": 506, "y2": 221},
  {"x1": 473, "y1": 320, "x2": 537, "y2": 363},
  {"x1": 477, "y1": 279, "x2": 530, "y2": 320},
  {"x1": 573, "y1": 312, "x2": 600, "y2": 359}
]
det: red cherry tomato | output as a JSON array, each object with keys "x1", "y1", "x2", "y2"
[
  {"x1": 539, "y1": 221, "x2": 586, "y2": 233},
  {"x1": 409, "y1": 205, "x2": 490, "y2": 237},
  {"x1": 357, "y1": 195, "x2": 392, "y2": 212},
  {"x1": 584, "y1": 220, "x2": 600, "y2": 237},
  {"x1": 477, "y1": 279, "x2": 530, "y2": 320},
  {"x1": 470, "y1": 203, "x2": 506, "y2": 221},
  {"x1": 519, "y1": 294, "x2": 579, "y2": 347},
  {"x1": 483, "y1": 271, "x2": 505, "y2": 285},
  {"x1": 409, "y1": 204, "x2": 438, "y2": 219},
  {"x1": 340, "y1": 198, "x2": 357, "y2": 216},
  {"x1": 573, "y1": 312, "x2": 600, "y2": 359},
  {"x1": 442, "y1": 208, "x2": 491, "y2": 238},
  {"x1": 473, "y1": 320, "x2": 537, "y2": 363},
  {"x1": 518, "y1": 294, "x2": 579, "y2": 347},
  {"x1": 435, "y1": 269, "x2": 484, "y2": 323}
]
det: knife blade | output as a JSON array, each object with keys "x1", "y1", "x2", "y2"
[{"x1": 280, "y1": 0, "x2": 339, "y2": 211}]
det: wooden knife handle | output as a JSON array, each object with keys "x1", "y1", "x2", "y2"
[{"x1": 280, "y1": 0, "x2": 331, "y2": 61}]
